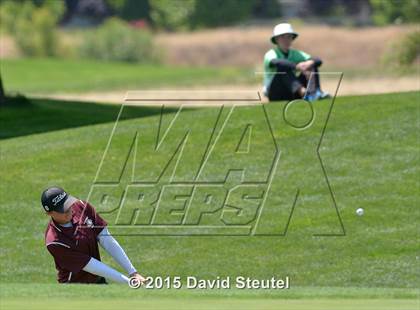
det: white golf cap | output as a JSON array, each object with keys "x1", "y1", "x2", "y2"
[{"x1": 271, "y1": 23, "x2": 298, "y2": 44}]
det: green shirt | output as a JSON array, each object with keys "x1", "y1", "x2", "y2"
[{"x1": 263, "y1": 47, "x2": 311, "y2": 92}]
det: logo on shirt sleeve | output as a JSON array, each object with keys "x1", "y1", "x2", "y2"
[{"x1": 84, "y1": 217, "x2": 94, "y2": 228}]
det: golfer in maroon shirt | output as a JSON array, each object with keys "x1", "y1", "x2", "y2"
[{"x1": 42, "y1": 186, "x2": 147, "y2": 285}]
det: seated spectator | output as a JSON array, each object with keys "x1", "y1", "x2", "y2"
[{"x1": 263, "y1": 23, "x2": 330, "y2": 102}]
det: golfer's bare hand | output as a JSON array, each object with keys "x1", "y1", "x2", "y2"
[
  {"x1": 129, "y1": 272, "x2": 148, "y2": 285},
  {"x1": 296, "y1": 60, "x2": 314, "y2": 72}
]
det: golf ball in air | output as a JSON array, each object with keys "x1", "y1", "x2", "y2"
[{"x1": 356, "y1": 208, "x2": 364, "y2": 216}]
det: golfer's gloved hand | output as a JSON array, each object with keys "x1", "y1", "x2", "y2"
[{"x1": 129, "y1": 272, "x2": 148, "y2": 285}]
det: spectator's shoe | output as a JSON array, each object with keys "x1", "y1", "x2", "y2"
[
  {"x1": 304, "y1": 89, "x2": 331, "y2": 102},
  {"x1": 316, "y1": 89, "x2": 331, "y2": 99},
  {"x1": 303, "y1": 92, "x2": 317, "y2": 102}
]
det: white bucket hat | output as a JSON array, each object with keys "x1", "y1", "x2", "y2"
[{"x1": 270, "y1": 23, "x2": 298, "y2": 44}]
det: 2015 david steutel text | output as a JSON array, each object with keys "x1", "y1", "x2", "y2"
[{"x1": 130, "y1": 276, "x2": 290, "y2": 289}]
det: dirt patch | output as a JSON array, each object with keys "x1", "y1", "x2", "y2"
[{"x1": 34, "y1": 76, "x2": 418, "y2": 106}]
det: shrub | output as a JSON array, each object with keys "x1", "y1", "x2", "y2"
[
  {"x1": 396, "y1": 31, "x2": 420, "y2": 66},
  {"x1": 79, "y1": 18, "x2": 159, "y2": 63},
  {"x1": 15, "y1": 7, "x2": 60, "y2": 57},
  {"x1": 0, "y1": 1, "x2": 62, "y2": 57},
  {"x1": 382, "y1": 30, "x2": 420, "y2": 69}
]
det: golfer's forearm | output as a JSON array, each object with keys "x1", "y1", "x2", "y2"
[
  {"x1": 98, "y1": 228, "x2": 137, "y2": 275},
  {"x1": 83, "y1": 257, "x2": 129, "y2": 283},
  {"x1": 269, "y1": 59, "x2": 296, "y2": 71}
]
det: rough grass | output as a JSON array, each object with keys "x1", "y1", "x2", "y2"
[{"x1": 0, "y1": 58, "x2": 254, "y2": 94}]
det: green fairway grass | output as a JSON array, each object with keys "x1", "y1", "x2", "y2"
[
  {"x1": 0, "y1": 284, "x2": 418, "y2": 310},
  {"x1": 0, "y1": 98, "x2": 177, "y2": 140},
  {"x1": 0, "y1": 91, "x2": 418, "y2": 309},
  {"x1": 2, "y1": 298, "x2": 417, "y2": 310},
  {"x1": 0, "y1": 58, "x2": 254, "y2": 94}
]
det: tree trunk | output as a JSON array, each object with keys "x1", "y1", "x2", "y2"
[{"x1": 0, "y1": 74, "x2": 5, "y2": 105}]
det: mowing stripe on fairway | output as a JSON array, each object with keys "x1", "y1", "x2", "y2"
[{"x1": 1, "y1": 298, "x2": 418, "y2": 310}]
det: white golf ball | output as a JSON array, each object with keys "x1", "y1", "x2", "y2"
[{"x1": 356, "y1": 208, "x2": 364, "y2": 216}]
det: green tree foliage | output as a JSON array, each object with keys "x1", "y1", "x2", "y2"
[
  {"x1": 0, "y1": 1, "x2": 34, "y2": 34},
  {"x1": 107, "y1": 0, "x2": 150, "y2": 21},
  {"x1": 107, "y1": 0, "x2": 278, "y2": 26},
  {"x1": 370, "y1": 0, "x2": 420, "y2": 25},
  {"x1": 192, "y1": 0, "x2": 257, "y2": 28},
  {"x1": 149, "y1": 0, "x2": 263, "y2": 30},
  {"x1": 0, "y1": 0, "x2": 64, "y2": 32},
  {"x1": 149, "y1": 0, "x2": 195, "y2": 30},
  {"x1": 32, "y1": 0, "x2": 65, "y2": 18},
  {"x1": 107, "y1": 0, "x2": 127, "y2": 11},
  {"x1": 253, "y1": 0, "x2": 282, "y2": 18}
]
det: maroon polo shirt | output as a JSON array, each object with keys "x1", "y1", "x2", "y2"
[{"x1": 45, "y1": 200, "x2": 107, "y2": 283}]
